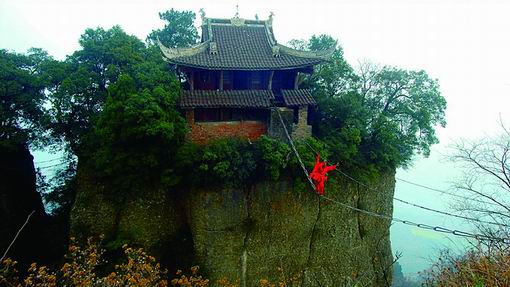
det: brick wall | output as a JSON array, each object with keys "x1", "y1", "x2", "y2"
[
  {"x1": 184, "y1": 107, "x2": 310, "y2": 144},
  {"x1": 188, "y1": 120, "x2": 267, "y2": 144}
]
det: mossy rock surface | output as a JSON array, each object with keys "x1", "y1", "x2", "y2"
[
  {"x1": 70, "y1": 169, "x2": 190, "y2": 267},
  {"x1": 185, "y1": 173, "x2": 395, "y2": 287},
  {"x1": 70, "y1": 169, "x2": 118, "y2": 239},
  {"x1": 71, "y1": 168, "x2": 395, "y2": 286}
]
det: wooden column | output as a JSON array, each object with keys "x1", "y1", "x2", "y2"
[
  {"x1": 185, "y1": 109, "x2": 195, "y2": 125},
  {"x1": 219, "y1": 71, "x2": 224, "y2": 90},
  {"x1": 268, "y1": 71, "x2": 274, "y2": 90},
  {"x1": 294, "y1": 72, "x2": 300, "y2": 90},
  {"x1": 189, "y1": 71, "x2": 195, "y2": 91}
]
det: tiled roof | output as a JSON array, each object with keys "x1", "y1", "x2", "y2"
[
  {"x1": 281, "y1": 89, "x2": 316, "y2": 106},
  {"x1": 159, "y1": 17, "x2": 333, "y2": 70},
  {"x1": 179, "y1": 90, "x2": 273, "y2": 108},
  {"x1": 179, "y1": 89, "x2": 316, "y2": 108}
]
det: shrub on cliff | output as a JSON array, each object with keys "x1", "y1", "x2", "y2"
[{"x1": 174, "y1": 136, "x2": 327, "y2": 188}]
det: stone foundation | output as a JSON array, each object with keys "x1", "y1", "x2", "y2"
[{"x1": 291, "y1": 106, "x2": 312, "y2": 140}]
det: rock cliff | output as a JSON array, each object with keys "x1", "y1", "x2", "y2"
[{"x1": 71, "y1": 169, "x2": 395, "y2": 286}]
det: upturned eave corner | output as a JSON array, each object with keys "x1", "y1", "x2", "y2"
[
  {"x1": 276, "y1": 44, "x2": 335, "y2": 61},
  {"x1": 157, "y1": 37, "x2": 210, "y2": 61}
]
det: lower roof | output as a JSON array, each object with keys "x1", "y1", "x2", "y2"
[
  {"x1": 281, "y1": 89, "x2": 316, "y2": 107},
  {"x1": 179, "y1": 89, "x2": 315, "y2": 108}
]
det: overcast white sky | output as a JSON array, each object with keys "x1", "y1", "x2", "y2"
[{"x1": 2, "y1": 0, "x2": 509, "y2": 277}]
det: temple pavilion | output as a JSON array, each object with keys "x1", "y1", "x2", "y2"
[{"x1": 158, "y1": 12, "x2": 333, "y2": 144}]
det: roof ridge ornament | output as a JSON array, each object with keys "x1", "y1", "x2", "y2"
[
  {"x1": 264, "y1": 14, "x2": 277, "y2": 46},
  {"x1": 268, "y1": 12, "x2": 274, "y2": 26},
  {"x1": 230, "y1": 17, "x2": 246, "y2": 26},
  {"x1": 230, "y1": 4, "x2": 246, "y2": 26},
  {"x1": 199, "y1": 8, "x2": 207, "y2": 23},
  {"x1": 209, "y1": 42, "x2": 218, "y2": 55},
  {"x1": 272, "y1": 45, "x2": 281, "y2": 57},
  {"x1": 207, "y1": 18, "x2": 214, "y2": 41}
]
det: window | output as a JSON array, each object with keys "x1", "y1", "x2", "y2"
[
  {"x1": 223, "y1": 71, "x2": 233, "y2": 90},
  {"x1": 194, "y1": 70, "x2": 220, "y2": 90},
  {"x1": 251, "y1": 72, "x2": 262, "y2": 89},
  {"x1": 194, "y1": 108, "x2": 269, "y2": 122},
  {"x1": 195, "y1": 108, "x2": 233, "y2": 122},
  {"x1": 233, "y1": 71, "x2": 250, "y2": 90}
]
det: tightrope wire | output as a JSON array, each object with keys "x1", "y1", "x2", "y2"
[
  {"x1": 275, "y1": 108, "x2": 317, "y2": 192},
  {"x1": 320, "y1": 194, "x2": 510, "y2": 243},
  {"x1": 334, "y1": 168, "x2": 510, "y2": 228},
  {"x1": 396, "y1": 177, "x2": 501, "y2": 207},
  {"x1": 34, "y1": 156, "x2": 66, "y2": 164},
  {"x1": 276, "y1": 116, "x2": 510, "y2": 243},
  {"x1": 301, "y1": 139, "x2": 509, "y2": 228},
  {"x1": 37, "y1": 162, "x2": 68, "y2": 169}
]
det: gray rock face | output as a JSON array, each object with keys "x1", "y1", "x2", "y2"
[
  {"x1": 71, "y1": 171, "x2": 395, "y2": 286},
  {"x1": 185, "y1": 175, "x2": 395, "y2": 286}
]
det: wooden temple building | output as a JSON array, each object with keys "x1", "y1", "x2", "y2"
[{"x1": 159, "y1": 13, "x2": 332, "y2": 143}]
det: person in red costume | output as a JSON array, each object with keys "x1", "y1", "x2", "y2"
[{"x1": 309, "y1": 154, "x2": 337, "y2": 195}]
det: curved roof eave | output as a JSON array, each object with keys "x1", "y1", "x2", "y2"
[
  {"x1": 276, "y1": 44, "x2": 335, "y2": 61},
  {"x1": 157, "y1": 39, "x2": 210, "y2": 60},
  {"x1": 170, "y1": 61, "x2": 322, "y2": 71}
]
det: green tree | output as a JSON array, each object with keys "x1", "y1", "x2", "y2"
[
  {"x1": 41, "y1": 26, "x2": 153, "y2": 214},
  {"x1": 0, "y1": 48, "x2": 51, "y2": 149},
  {"x1": 358, "y1": 64, "x2": 446, "y2": 168},
  {"x1": 308, "y1": 35, "x2": 358, "y2": 98},
  {"x1": 146, "y1": 9, "x2": 199, "y2": 48},
  {"x1": 293, "y1": 35, "x2": 446, "y2": 173},
  {"x1": 44, "y1": 11, "x2": 198, "y2": 208},
  {"x1": 48, "y1": 26, "x2": 147, "y2": 155},
  {"x1": 0, "y1": 48, "x2": 65, "y2": 266},
  {"x1": 91, "y1": 70, "x2": 186, "y2": 194},
  {"x1": 289, "y1": 36, "x2": 367, "y2": 171}
]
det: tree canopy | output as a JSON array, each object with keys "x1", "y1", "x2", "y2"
[
  {"x1": 91, "y1": 70, "x2": 186, "y2": 193},
  {"x1": 293, "y1": 35, "x2": 446, "y2": 173},
  {"x1": 0, "y1": 48, "x2": 52, "y2": 149},
  {"x1": 146, "y1": 9, "x2": 199, "y2": 48},
  {"x1": 47, "y1": 26, "x2": 148, "y2": 155}
]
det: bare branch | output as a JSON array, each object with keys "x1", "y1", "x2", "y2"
[
  {"x1": 454, "y1": 184, "x2": 510, "y2": 215},
  {"x1": 1, "y1": 210, "x2": 35, "y2": 262}
]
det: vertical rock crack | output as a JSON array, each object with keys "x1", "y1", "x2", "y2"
[
  {"x1": 302, "y1": 195, "x2": 321, "y2": 286},
  {"x1": 241, "y1": 189, "x2": 251, "y2": 287},
  {"x1": 356, "y1": 183, "x2": 364, "y2": 240}
]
